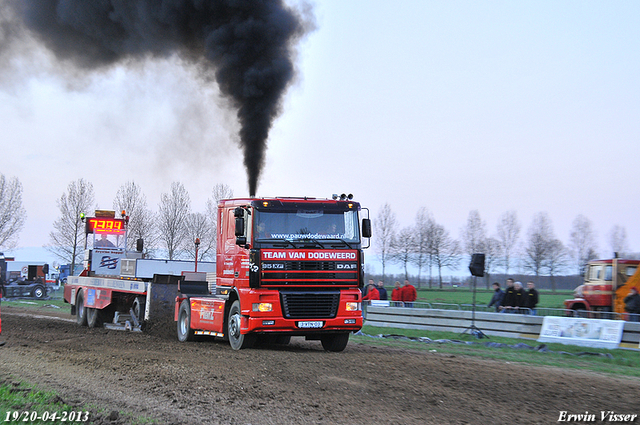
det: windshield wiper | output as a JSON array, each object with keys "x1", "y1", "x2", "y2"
[
  {"x1": 299, "y1": 239, "x2": 327, "y2": 249},
  {"x1": 331, "y1": 238, "x2": 354, "y2": 249},
  {"x1": 256, "y1": 238, "x2": 297, "y2": 248}
]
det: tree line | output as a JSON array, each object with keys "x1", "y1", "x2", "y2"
[
  {"x1": 45, "y1": 179, "x2": 234, "y2": 274},
  {"x1": 374, "y1": 203, "x2": 632, "y2": 291}
]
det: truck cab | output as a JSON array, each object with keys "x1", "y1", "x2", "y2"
[
  {"x1": 176, "y1": 196, "x2": 372, "y2": 351},
  {"x1": 565, "y1": 259, "x2": 640, "y2": 314}
]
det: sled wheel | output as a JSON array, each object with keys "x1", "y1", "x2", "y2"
[
  {"x1": 76, "y1": 290, "x2": 87, "y2": 327},
  {"x1": 86, "y1": 307, "x2": 103, "y2": 328}
]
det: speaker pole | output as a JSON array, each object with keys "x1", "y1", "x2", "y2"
[{"x1": 461, "y1": 253, "x2": 489, "y2": 339}]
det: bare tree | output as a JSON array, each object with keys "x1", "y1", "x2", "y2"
[
  {"x1": 113, "y1": 181, "x2": 156, "y2": 255},
  {"x1": 47, "y1": 179, "x2": 95, "y2": 275},
  {"x1": 391, "y1": 226, "x2": 414, "y2": 280},
  {"x1": 205, "y1": 183, "x2": 234, "y2": 251},
  {"x1": 482, "y1": 237, "x2": 501, "y2": 289},
  {"x1": 412, "y1": 207, "x2": 435, "y2": 288},
  {"x1": 461, "y1": 210, "x2": 488, "y2": 286},
  {"x1": 608, "y1": 225, "x2": 629, "y2": 257},
  {"x1": 183, "y1": 212, "x2": 216, "y2": 261},
  {"x1": 431, "y1": 222, "x2": 460, "y2": 288},
  {"x1": 569, "y1": 214, "x2": 598, "y2": 275},
  {"x1": 522, "y1": 212, "x2": 555, "y2": 277},
  {"x1": 0, "y1": 173, "x2": 26, "y2": 250},
  {"x1": 544, "y1": 238, "x2": 568, "y2": 292},
  {"x1": 374, "y1": 203, "x2": 397, "y2": 283},
  {"x1": 157, "y1": 182, "x2": 191, "y2": 260},
  {"x1": 461, "y1": 210, "x2": 487, "y2": 257},
  {"x1": 496, "y1": 210, "x2": 520, "y2": 274}
]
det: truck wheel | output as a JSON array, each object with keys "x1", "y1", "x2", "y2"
[
  {"x1": 320, "y1": 333, "x2": 349, "y2": 352},
  {"x1": 86, "y1": 307, "x2": 103, "y2": 328},
  {"x1": 177, "y1": 299, "x2": 195, "y2": 342},
  {"x1": 227, "y1": 300, "x2": 255, "y2": 350},
  {"x1": 32, "y1": 285, "x2": 46, "y2": 299},
  {"x1": 132, "y1": 297, "x2": 146, "y2": 323},
  {"x1": 76, "y1": 290, "x2": 88, "y2": 327}
]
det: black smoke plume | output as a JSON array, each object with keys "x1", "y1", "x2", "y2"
[{"x1": 2, "y1": 0, "x2": 312, "y2": 196}]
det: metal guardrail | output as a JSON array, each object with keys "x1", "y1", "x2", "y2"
[{"x1": 362, "y1": 301, "x2": 640, "y2": 322}]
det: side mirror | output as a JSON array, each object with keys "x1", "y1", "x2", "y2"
[
  {"x1": 136, "y1": 238, "x2": 144, "y2": 252},
  {"x1": 42, "y1": 264, "x2": 49, "y2": 275},
  {"x1": 235, "y1": 217, "x2": 245, "y2": 237},
  {"x1": 236, "y1": 236, "x2": 247, "y2": 246},
  {"x1": 362, "y1": 218, "x2": 372, "y2": 238}
]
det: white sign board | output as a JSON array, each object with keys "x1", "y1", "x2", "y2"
[{"x1": 538, "y1": 316, "x2": 624, "y2": 349}]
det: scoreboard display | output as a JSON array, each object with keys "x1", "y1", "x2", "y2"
[{"x1": 86, "y1": 217, "x2": 126, "y2": 234}]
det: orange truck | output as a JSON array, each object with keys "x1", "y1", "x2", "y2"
[
  {"x1": 176, "y1": 196, "x2": 371, "y2": 351},
  {"x1": 564, "y1": 258, "x2": 640, "y2": 318}
]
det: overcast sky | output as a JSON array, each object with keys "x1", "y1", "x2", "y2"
[{"x1": 1, "y1": 1, "x2": 639, "y2": 275}]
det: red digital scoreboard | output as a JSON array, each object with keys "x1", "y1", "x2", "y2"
[{"x1": 86, "y1": 217, "x2": 126, "y2": 234}]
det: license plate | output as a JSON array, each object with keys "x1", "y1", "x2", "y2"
[{"x1": 297, "y1": 321, "x2": 324, "y2": 329}]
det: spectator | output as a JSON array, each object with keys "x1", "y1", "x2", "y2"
[
  {"x1": 401, "y1": 279, "x2": 417, "y2": 308},
  {"x1": 499, "y1": 278, "x2": 516, "y2": 313},
  {"x1": 362, "y1": 282, "x2": 380, "y2": 301},
  {"x1": 487, "y1": 282, "x2": 504, "y2": 312},
  {"x1": 524, "y1": 281, "x2": 539, "y2": 315},
  {"x1": 624, "y1": 287, "x2": 640, "y2": 322},
  {"x1": 513, "y1": 281, "x2": 526, "y2": 313},
  {"x1": 391, "y1": 281, "x2": 402, "y2": 306},
  {"x1": 376, "y1": 281, "x2": 388, "y2": 300},
  {"x1": 364, "y1": 279, "x2": 374, "y2": 297}
]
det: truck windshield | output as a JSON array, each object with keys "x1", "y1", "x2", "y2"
[{"x1": 253, "y1": 209, "x2": 359, "y2": 244}]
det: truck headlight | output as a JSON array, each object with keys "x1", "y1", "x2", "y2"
[
  {"x1": 345, "y1": 302, "x2": 360, "y2": 311},
  {"x1": 252, "y1": 302, "x2": 273, "y2": 312}
]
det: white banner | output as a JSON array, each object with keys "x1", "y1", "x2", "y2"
[{"x1": 538, "y1": 316, "x2": 624, "y2": 349}]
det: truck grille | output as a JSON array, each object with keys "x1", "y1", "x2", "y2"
[
  {"x1": 261, "y1": 261, "x2": 358, "y2": 285},
  {"x1": 280, "y1": 290, "x2": 340, "y2": 319}
]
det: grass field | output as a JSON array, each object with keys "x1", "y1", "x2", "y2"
[
  {"x1": 411, "y1": 288, "x2": 572, "y2": 309},
  {"x1": 354, "y1": 324, "x2": 640, "y2": 379}
]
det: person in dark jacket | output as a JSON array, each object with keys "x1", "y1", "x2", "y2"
[
  {"x1": 524, "y1": 281, "x2": 539, "y2": 315},
  {"x1": 487, "y1": 282, "x2": 504, "y2": 312},
  {"x1": 513, "y1": 281, "x2": 526, "y2": 313},
  {"x1": 376, "y1": 281, "x2": 388, "y2": 300},
  {"x1": 499, "y1": 278, "x2": 516, "y2": 313},
  {"x1": 624, "y1": 287, "x2": 640, "y2": 322}
]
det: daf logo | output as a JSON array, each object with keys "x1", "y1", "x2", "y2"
[{"x1": 336, "y1": 263, "x2": 357, "y2": 270}]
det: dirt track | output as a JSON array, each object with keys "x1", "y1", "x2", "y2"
[{"x1": 0, "y1": 304, "x2": 638, "y2": 425}]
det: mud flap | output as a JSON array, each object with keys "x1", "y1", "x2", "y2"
[{"x1": 144, "y1": 274, "x2": 182, "y2": 338}]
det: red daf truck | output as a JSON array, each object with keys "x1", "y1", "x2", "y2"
[
  {"x1": 176, "y1": 195, "x2": 371, "y2": 351},
  {"x1": 564, "y1": 258, "x2": 640, "y2": 317}
]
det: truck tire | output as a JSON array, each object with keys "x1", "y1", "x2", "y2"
[
  {"x1": 76, "y1": 290, "x2": 88, "y2": 327},
  {"x1": 227, "y1": 300, "x2": 255, "y2": 350},
  {"x1": 31, "y1": 285, "x2": 46, "y2": 299},
  {"x1": 86, "y1": 307, "x2": 103, "y2": 328},
  {"x1": 177, "y1": 299, "x2": 195, "y2": 342},
  {"x1": 320, "y1": 333, "x2": 349, "y2": 352},
  {"x1": 132, "y1": 297, "x2": 146, "y2": 323}
]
